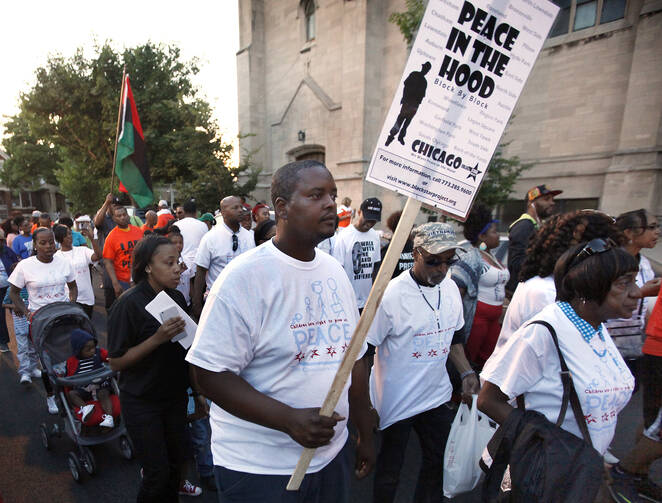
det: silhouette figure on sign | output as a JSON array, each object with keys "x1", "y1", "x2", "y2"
[{"x1": 385, "y1": 61, "x2": 432, "y2": 147}]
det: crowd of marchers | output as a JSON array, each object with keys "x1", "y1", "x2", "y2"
[{"x1": 1, "y1": 160, "x2": 661, "y2": 503}]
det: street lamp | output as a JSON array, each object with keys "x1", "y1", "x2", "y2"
[{"x1": 298, "y1": 130, "x2": 306, "y2": 142}]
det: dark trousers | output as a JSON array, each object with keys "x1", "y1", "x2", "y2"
[
  {"x1": 76, "y1": 302, "x2": 94, "y2": 319},
  {"x1": 0, "y1": 286, "x2": 9, "y2": 345},
  {"x1": 121, "y1": 392, "x2": 187, "y2": 503},
  {"x1": 373, "y1": 402, "x2": 456, "y2": 503},
  {"x1": 642, "y1": 354, "x2": 662, "y2": 428},
  {"x1": 213, "y1": 440, "x2": 351, "y2": 503}
]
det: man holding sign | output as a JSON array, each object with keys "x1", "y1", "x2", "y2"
[{"x1": 187, "y1": 160, "x2": 375, "y2": 501}]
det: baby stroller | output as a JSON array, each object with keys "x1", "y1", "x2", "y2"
[{"x1": 31, "y1": 302, "x2": 134, "y2": 482}]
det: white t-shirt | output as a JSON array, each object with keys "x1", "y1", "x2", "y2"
[
  {"x1": 317, "y1": 235, "x2": 337, "y2": 256},
  {"x1": 55, "y1": 247, "x2": 96, "y2": 306},
  {"x1": 367, "y1": 271, "x2": 464, "y2": 429},
  {"x1": 8, "y1": 255, "x2": 75, "y2": 311},
  {"x1": 496, "y1": 275, "x2": 556, "y2": 353},
  {"x1": 174, "y1": 217, "x2": 208, "y2": 267},
  {"x1": 477, "y1": 262, "x2": 510, "y2": 305},
  {"x1": 481, "y1": 302, "x2": 634, "y2": 455},
  {"x1": 177, "y1": 257, "x2": 195, "y2": 304},
  {"x1": 186, "y1": 241, "x2": 363, "y2": 475},
  {"x1": 332, "y1": 225, "x2": 381, "y2": 308},
  {"x1": 194, "y1": 223, "x2": 255, "y2": 291}
]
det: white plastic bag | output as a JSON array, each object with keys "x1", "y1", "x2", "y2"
[{"x1": 443, "y1": 395, "x2": 497, "y2": 498}]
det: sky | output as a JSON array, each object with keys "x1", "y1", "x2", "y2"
[{"x1": 0, "y1": 0, "x2": 239, "y2": 152}]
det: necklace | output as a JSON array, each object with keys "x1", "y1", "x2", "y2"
[{"x1": 411, "y1": 270, "x2": 441, "y2": 331}]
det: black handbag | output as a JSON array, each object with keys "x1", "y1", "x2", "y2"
[{"x1": 481, "y1": 320, "x2": 604, "y2": 502}]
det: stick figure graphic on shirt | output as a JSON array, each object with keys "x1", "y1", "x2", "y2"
[
  {"x1": 291, "y1": 312, "x2": 303, "y2": 326},
  {"x1": 305, "y1": 297, "x2": 314, "y2": 321},
  {"x1": 326, "y1": 278, "x2": 346, "y2": 317},
  {"x1": 311, "y1": 281, "x2": 328, "y2": 320}
]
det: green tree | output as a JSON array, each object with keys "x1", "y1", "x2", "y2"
[
  {"x1": 389, "y1": 1, "x2": 530, "y2": 211},
  {"x1": 2, "y1": 42, "x2": 257, "y2": 214}
]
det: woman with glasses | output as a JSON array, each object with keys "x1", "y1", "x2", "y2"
[
  {"x1": 605, "y1": 210, "x2": 661, "y2": 369},
  {"x1": 497, "y1": 210, "x2": 624, "y2": 354},
  {"x1": 478, "y1": 239, "x2": 640, "y2": 501},
  {"x1": 366, "y1": 223, "x2": 479, "y2": 503},
  {"x1": 452, "y1": 204, "x2": 509, "y2": 368}
]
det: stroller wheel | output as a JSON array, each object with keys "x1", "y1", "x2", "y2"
[
  {"x1": 68, "y1": 451, "x2": 82, "y2": 482},
  {"x1": 40, "y1": 423, "x2": 50, "y2": 450},
  {"x1": 119, "y1": 435, "x2": 134, "y2": 460},
  {"x1": 80, "y1": 446, "x2": 96, "y2": 476}
]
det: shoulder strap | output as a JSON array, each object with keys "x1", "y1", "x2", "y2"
[{"x1": 527, "y1": 320, "x2": 594, "y2": 448}]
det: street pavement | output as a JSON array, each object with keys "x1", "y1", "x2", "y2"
[{"x1": 0, "y1": 272, "x2": 659, "y2": 502}]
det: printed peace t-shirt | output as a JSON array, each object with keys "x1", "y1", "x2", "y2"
[
  {"x1": 186, "y1": 240, "x2": 364, "y2": 475},
  {"x1": 332, "y1": 224, "x2": 381, "y2": 308},
  {"x1": 8, "y1": 255, "x2": 75, "y2": 311},
  {"x1": 481, "y1": 302, "x2": 634, "y2": 455},
  {"x1": 102, "y1": 225, "x2": 144, "y2": 283},
  {"x1": 367, "y1": 271, "x2": 464, "y2": 429}
]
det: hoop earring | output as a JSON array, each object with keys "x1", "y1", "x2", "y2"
[
  {"x1": 146, "y1": 267, "x2": 152, "y2": 274},
  {"x1": 479, "y1": 242, "x2": 487, "y2": 251}
]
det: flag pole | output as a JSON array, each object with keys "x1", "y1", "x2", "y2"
[{"x1": 110, "y1": 65, "x2": 127, "y2": 193}]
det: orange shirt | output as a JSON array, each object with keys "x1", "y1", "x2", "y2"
[
  {"x1": 157, "y1": 212, "x2": 174, "y2": 229},
  {"x1": 102, "y1": 225, "x2": 144, "y2": 282},
  {"x1": 643, "y1": 288, "x2": 662, "y2": 357},
  {"x1": 141, "y1": 223, "x2": 154, "y2": 233}
]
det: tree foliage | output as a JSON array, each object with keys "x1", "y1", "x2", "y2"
[
  {"x1": 389, "y1": 1, "x2": 530, "y2": 211},
  {"x1": 2, "y1": 42, "x2": 257, "y2": 214}
]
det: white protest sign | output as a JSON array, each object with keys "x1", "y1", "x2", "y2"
[{"x1": 366, "y1": 0, "x2": 559, "y2": 220}]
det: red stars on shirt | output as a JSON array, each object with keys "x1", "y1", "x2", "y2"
[
  {"x1": 326, "y1": 346, "x2": 337, "y2": 357},
  {"x1": 428, "y1": 349, "x2": 437, "y2": 357},
  {"x1": 412, "y1": 352, "x2": 422, "y2": 359},
  {"x1": 310, "y1": 349, "x2": 319, "y2": 359}
]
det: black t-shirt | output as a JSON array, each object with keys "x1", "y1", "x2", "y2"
[
  {"x1": 506, "y1": 218, "x2": 536, "y2": 293},
  {"x1": 107, "y1": 281, "x2": 189, "y2": 400},
  {"x1": 372, "y1": 239, "x2": 415, "y2": 282}
]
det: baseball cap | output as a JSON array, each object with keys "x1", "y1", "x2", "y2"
[
  {"x1": 360, "y1": 198, "x2": 382, "y2": 222},
  {"x1": 158, "y1": 199, "x2": 169, "y2": 208},
  {"x1": 412, "y1": 223, "x2": 461, "y2": 255},
  {"x1": 198, "y1": 213, "x2": 216, "y2": 225},
  {"x1": 31, "y1": 210, "x2": 41, "y2": 218},
  {"x1": 527, "y1": 184, "x2": 562, "y2": 202}
]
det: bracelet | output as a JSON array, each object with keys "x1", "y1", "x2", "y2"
[{"x1": 460, "y1": 369, "x2": 476, "y2": 380}]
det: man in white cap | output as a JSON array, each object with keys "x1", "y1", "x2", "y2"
[
  {"x1": 366, "y1": 222, "x2": 479, "y2": 503},
  {"x1": 156, "y1": 199, "x2": 175, "y2": 229}
]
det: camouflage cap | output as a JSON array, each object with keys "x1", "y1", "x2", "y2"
[{"x1": 412, "y1": 222, "x2": 460, "y2": 255}]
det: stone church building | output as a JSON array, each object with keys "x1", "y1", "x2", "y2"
[{"x1": 236, "y1": 0, "x2": 662, "y2": 225}]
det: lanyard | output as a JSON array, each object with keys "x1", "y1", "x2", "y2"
[{"x1": 411, "y1": 270, "x2": 441, "y2": 331}]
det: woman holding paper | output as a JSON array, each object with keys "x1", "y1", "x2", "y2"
[{"x1": 108, "y1": 235, "x2": 203, "y2": 502}]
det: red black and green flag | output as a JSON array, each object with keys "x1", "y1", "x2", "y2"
[{"x1": 115, "y1": 74, "x2": 153, "y2": 208}]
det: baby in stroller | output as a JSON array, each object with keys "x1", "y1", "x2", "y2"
[{"x1": 66, "y1": 328, "x2": 118, "y2": 429}]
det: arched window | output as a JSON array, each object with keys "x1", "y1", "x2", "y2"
[{"x1": 304, "y1": 0, "x2": 316, "y2": 41}]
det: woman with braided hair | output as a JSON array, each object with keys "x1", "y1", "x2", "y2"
[{"x1": 496, "y1": 210, "x2": 625, "y2": 355}]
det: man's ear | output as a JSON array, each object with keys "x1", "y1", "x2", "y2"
[{"x1": 274, "y1": 197, "x2": 289, "y2": 222}]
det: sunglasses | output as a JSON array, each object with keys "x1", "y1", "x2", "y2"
[
  {"x1": 232, "y1": 233, "x2": 238, "y2": 252},
  {"x1": 417, "y1": 248, "x2": 458, "y2": 267},
  {"x1": 568, "y1": 237, "x2": 615, "y2": 269}
]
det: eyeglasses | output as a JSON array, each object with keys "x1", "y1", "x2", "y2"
[
  {"x1": 568, "y1": 237, "x2": 614, "y2": 269},
  {"x1": 417, "y1": 248, "x2": 458, "y2": 267},
  {"x1": 232, "y1": 234, "x2": 238, "y2": 252}
]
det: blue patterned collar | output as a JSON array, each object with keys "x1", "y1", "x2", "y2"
[{"x1": 557, "y1": 301, "x2": 604, "y2": 344}]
